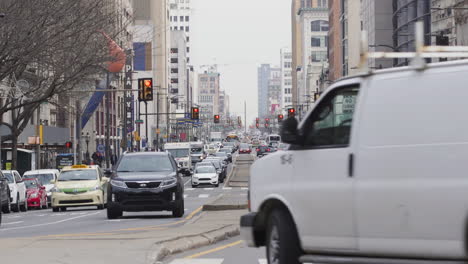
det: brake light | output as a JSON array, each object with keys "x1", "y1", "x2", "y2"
[
  {"x1": 267, "y1": 148, "x2": 271, "y2": 151},
  {"x1": 256, "y1": 148, "x2": 260, "y2": 152}
]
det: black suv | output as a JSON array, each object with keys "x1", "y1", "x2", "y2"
[
  {"x1": 0, "y1": 171, "x2": 11, "y2": 214},
  {"x1": 106, "y1": 152, "x2": 184, "y2": 219}
]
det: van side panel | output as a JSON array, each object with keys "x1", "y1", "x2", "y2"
[{"x1": 356, "y1": 68, "x2": 468, "y2": 259}]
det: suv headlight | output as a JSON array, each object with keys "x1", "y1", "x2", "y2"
[
  {"x1": 161, "y1": 178, "x2": 177, "y2": 187},
  {"x1": 110, "y1": 180, "x2": 126, "y2": 188}
]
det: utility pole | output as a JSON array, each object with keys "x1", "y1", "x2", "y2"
[
  {"x1": 156, "y1": 90, "x2": 160, "y2": 151},
  {"x1": 145, "y1": 101, "x2": 148, "y2": 149},
  {"x1": 35, "y1": 105, "x2": 41, "y2": 169},
  {"x1": 244, "y1": 101, "x2": 247, "y2": 134},
  {"x1": 105, "y1": 72, "x2": 111, "y2": 168}
]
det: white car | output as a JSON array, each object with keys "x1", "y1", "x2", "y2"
[
  {"x1": 23, "y1": 169, "x2": 59, "y2": 205},
  {"x1": 191, "y1": 166, "x2": 218, "y2": 188},
  {"x1": 241, "y1": 59, "x2": 468, "y2": 263},
  {"x1": 2, "y1": 170, "x2": 27, "y2": 212}
]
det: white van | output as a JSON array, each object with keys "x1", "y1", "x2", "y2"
[{"x1": 241, "y1": 59, "x2": 468, "y2": 263}]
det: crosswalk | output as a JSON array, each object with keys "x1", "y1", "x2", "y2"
[{"x1": 167, "y1": 259, "x2": 266, "y2": 264}]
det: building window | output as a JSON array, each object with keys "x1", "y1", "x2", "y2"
[
  {"x1": 185, "y1": 26, "x2": 189, "y2": 32},
  {"x1": 187, "y1": 47, "x2": 190, "y2": 53},
  {"x1": 186, "y1": 36, "x2": 190, "y2": 42},
  {"x1": 284, "y1": 62, "x2": 291, "y2": 68},
  {"x1": 311, "y1": 37, "x2": 321, "y2": 47},
  {"x1": 210, "y1": 77, "x2": 216, "y2": 82},
  {"x1": 180, "y1": 16, "x2": 184, "y2": 22},
  {"x1": 311, "y1": 51, "x2": 327, "y2": 62},
  {"x1": 185, "y1": 16, "x2": 189, "y2": 22},
  {"x1": 174, "y1": 16, "x2": 178, "y2": 22},
  {"x1": 180, "y1": 26, "x2": 184, "y2": 31},
  {"x1": 171, "y1": 58, "x2": 178, "y2": 63},
  {"x1": 312, "y1": 20, "x2": 329, "y2": 32},
  {"x1": 170, "y1": 16, "x2": 173, "y2": 22}
]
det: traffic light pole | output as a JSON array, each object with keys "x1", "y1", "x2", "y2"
[
  {"x1": 105, "y1": 72, "x2": 111, "y2": 169},
  {"x1": 145, "y1": 101, "x2": 148, "y2": 149},
  {"x1": 156, "y1": 90, "x2": 160, "y2": 151}
]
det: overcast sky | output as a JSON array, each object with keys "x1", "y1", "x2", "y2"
[{"x1": 191, "y1": 0, "x2": 291, "y2": 124}]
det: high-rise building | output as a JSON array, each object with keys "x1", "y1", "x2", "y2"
[
  {"x1": 257, "y1": 64, "x2": 271, "y2": 118},
  {"x1": 328, "y1": 0, "x2": 342, "y2": 82},
  {"x1": 297, "y1": 0, "x2": 328, "y2": 115},
  {"x1": 280, "y1": 48, "x2": 293, "y2": 110},
  {"x1": 431, "y1": 0, "x2": 457, "y2": 50},
  {"x1": 455, "y1": 0, "x2": 468, "y2": 45},
  {"x1": 170, "y1": 30, "x2": 189, "y2": 114},
  {"x1": 291, "y1": 0, "x2": 303, "y2": 109},
  {"x1": 169, "y1": 0, "x2": 191, "y2": 63},
  {"x1": 361, "y1": 0, "x2": 393, "y2": 69},
  {"x1": 268, "y1": 67, "x2": 282, "y2": 115},
  {"x1": 198, "y1": 71, "x2": 220, "y2": 120},
  {"x1": 393, "y1": 0, "x2": 431, "y2": 66}
]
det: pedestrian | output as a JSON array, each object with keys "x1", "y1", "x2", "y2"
[{"x1": 92, "y1": 152, "x2": 99, "y2": 165}]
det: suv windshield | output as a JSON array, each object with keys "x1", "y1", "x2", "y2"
[
  {"x1": 24, "y1": 173, "x2": 55, "y2": 185},
  {"x1": 167, "y1": 149, "x2": 189, "y2": 158},
  {"x1": 3, "y1": 172, "x2": 13, "y2": 183},
  {"x1": 24, "y1": 180, "x2": 39, "y2": 189},
  {"x1": 203, "y1": 160, "x2": 220, "y2": 169},
  {"x1": 58, "y1": 170, "x2": 97, "y2": 181},
  {"x1": 117, "y1": 155, "x2": 174, "y2": 172},
  {"x1": 196, "y1": 166, "x2": 216, "y2": 174}
]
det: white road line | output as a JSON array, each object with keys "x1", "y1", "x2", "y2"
[
  {"x1": 184, "y1": 178, "x2": 192, "y2": 186},
  {"x1": 203, "y1": 188, "x2": 214, "y2": 191},
  {"x1": 6, "y1": 215, "x2": 21, "y2": 219},
  {"x1": 198, "y1": 194, "x2": 209, "y2": 198},
  {"x1": 185, "y1": 188, "x2": 194, "y2": 191},
  {"x1": 168, "y1": 259, "x2": 224, "y2": 264},
  {"x1": 70, "y1": 212, "x2": 87, "y2": 215},
  {"x1": 0, "y1": 211, "x2": 101, "y2": 231},
  {"x1": 240, "y1": 193, "x2": 247, "y2": 196},
  {"x1": 222, "y1": 187, "x2": 232, "y2": 190},
  {"x1": 258, "y1": 259, "x2": 267, "y2": 264},
  {"x1": 241, "y1": 187, "x2": 249, "y2": 190},
  {"x1": 2, "y1": 221, "x2": 24, "y2": 225},
  {"x1": 183, "y1": 194, "x2": 188, "y2": 198}
]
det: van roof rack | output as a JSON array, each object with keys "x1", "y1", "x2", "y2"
[{"x1": 360, "y1": 21, "x2": 468, "y2": 72}]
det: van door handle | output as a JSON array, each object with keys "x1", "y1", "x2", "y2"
[{"x1": 348, "y1": 153, "x2": 354, "y2": 177}]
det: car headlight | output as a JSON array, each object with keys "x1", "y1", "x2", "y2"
[
  {"x1": 29, "y1": 193, "x2": 38, "y2": 198},
  {"x1": 111, "y1": 180, "x2": 126, "y2": 188},
  {"x1": 50, "y1": 187, "x2": 62, "y2": 193},
  {"x1": 161, "y1": 178, "x2": 177, "y2": 187},
  {"x1": 88, "y1": 185, "x2": 102, "y2": 191}
]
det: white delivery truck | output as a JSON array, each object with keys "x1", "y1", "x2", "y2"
[
  {"x1": 189, "y1": 141, "x2": 205, "y2": 164},
  {"x1": 164, "y1": 142, "x2": 192, "y2": 176}
]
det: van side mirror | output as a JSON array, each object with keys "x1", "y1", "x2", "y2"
[{"x1": 280, "y1": 117, "x2": 300, "y2": 145}]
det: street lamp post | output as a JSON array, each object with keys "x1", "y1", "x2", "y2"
[{"x1": 82, "y1": 132, "x2": 90, "y2": 163}]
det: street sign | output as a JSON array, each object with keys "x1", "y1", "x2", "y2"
[
  {"x1": 135, "y1": 119, "x2": 144, "y2": 124},
  {"x1": 97, "y1": 144, "x2": 105, "y2": 153}
]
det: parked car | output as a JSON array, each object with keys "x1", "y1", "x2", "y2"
[
  {"x1": 23, "y1": 169, "x2": 59, "y2": 206},
  {"x1": 2, "y1": 170, "x2": 27, "y2": 212},
  {"x1": 0, "y1": 171, "x2": 11, "y2": 213},
  {"x1": 239, "y1": 143, "x2": 251, "y2": 154},
  {"x1": 24, "y1": 178, "x2": 48, "y2": 209},
  {"x1": 241, "y1": 59, "x2": 468, "y2": 264},
  {"x1": 51, "y1": 165, "x2": 108, "y2": 212},
  {"x1": 107, "y1": 152, "x2": 184, "y2": 219},
  {"x1": 191, "y1": 165, "x2": 219, "y2": 187}
]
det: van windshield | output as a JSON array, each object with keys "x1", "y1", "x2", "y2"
[{"x1": 167, "y1": 149, "x2": 189, "y2": 158}]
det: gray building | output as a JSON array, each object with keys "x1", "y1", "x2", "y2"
[
  {"x1": 257, "y1": 64, "x2": 271, "y2": 118},
  {"x1": 393, "y1": 0, "x2": 432, "y2": 66}
]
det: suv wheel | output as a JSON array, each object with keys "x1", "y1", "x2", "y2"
[
  {"x1": 266, "y1": 209, "x2": 301, "y2": 264},
  {"x1": 2, "y1": 195, "x2": 11, "y2": 213},
  {"x1": 52, "y1": 207, "x2": 59, "y2": 212},
  {"x1": 172, "y1": 198, "x2": 184, "y2": 218},
  {"x1": 60, "y1": 207, "x2": 67, "y2": 212},
  {"x1": 107, "y1": 203, "x2": 122, "y2": 219}
]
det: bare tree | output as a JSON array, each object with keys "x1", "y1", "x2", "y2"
[{"x1": 0, "y1": 0, "x2": 130, "y2": 168}]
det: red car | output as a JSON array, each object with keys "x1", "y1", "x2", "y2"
[
  {"x1": 24, "y1": 178, "x2": 48, "y2": 209},
  {"x1": 238, "y1": 143, "x2": 251, "y2": 154}
]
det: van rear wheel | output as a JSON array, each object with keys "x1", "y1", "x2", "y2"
[{"x1": 266, "y1": 209, "x2": 301, "y2": 264}]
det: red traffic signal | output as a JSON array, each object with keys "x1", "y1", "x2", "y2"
[
  {"x1": 191, "y1": 107, "x2": 200, "y2": 120},
  {"x1": 288, "y1": 108, "x2": 296, "y2": 118},
  {"x1": 214, "y1": 115, "x2": 220, "y2": 123},
  {"x1": 65, "y1": 141, "x2": 73, "y2": 148},
  {"x1": 278, "y1": 114, "x2": 284, "y2": 122}
]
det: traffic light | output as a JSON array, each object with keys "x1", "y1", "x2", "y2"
[
  {"x1": 278, "y1": 114, "x2": 284, "y2": 122},
  {"x1": 255, "y1": 118, "x2": 259, "y2": 128},
  {"x1": 287, "y1": 108, "x2": 296, "y2": 118},
  {"x1": 265, "y1": 118, "x2": 270, "y2": 128},
  {"x1": 65, "y1": 141, "x2": 73, "y2": 148},
  {"x1": 191, "y1": 107, "x2": 199, "y2": 120},
  {"x1": 214, "y1": 115, "x2": 220, "y2": 123},
  {"x1": 138, "y1": 78, "x2": 153, "y2": 101}
]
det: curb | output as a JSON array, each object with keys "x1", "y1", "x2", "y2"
[
  {"x1": 151, "y1": 224, "x2": 240, "y2": 263},
  {"x1": 224, "y1": 164, "x2": 237, "y2": 187},
  {"x1": 202, "y1": 203, "x2": 248, "y2": 211}
]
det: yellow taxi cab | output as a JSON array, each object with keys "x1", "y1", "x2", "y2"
[{"x1": 51, "y1": 165, "x2": 109, "y2": 212}]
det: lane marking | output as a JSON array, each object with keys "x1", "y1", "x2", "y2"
[
  {"x1": 169, "y1": 259, "x2": 224, "y2": 264},
  {"x1": 183, "y1": 194, "x2": 188, "y2": 198},
  {"x1": 2, "y1": 221, "x2": 24, "y2": 225},
  {"x1": 40, "y1": 232, "x2": 116, "y2": 238},
  {"x1": 222, "y1": 187, "x2": 232, "y2": 190},
  {"x1": 184, "y1": 240, "x2": 243, "y2": 259},
  {"x1": 185, "y1": 188, "x2": 194, "y2": 191},
  {"x1": 258, "y1": 259, "x2": 267, "y2": 264},
  {"x1": 185, "y1": 206, "x2": 202, "y2": 220},
  {"x1": 0, "y1": 211, "x2": 101, "y2": 231},
  {"x1": 184, "y1": 178, "x2": 192, "y2": 186},
  {"x1": 241, "y1": 187, "x2": 249, "y2": 190},
  {"x1": 198, "y1": 194, "x2": 209, "y2": 198},
  {"x1": 203, "y1": 188, "x2": 214, "y2": 191}
]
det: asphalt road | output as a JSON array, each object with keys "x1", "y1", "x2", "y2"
[{"x1": 0, "y1": 163, "x2": 237, "y2": 239}]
